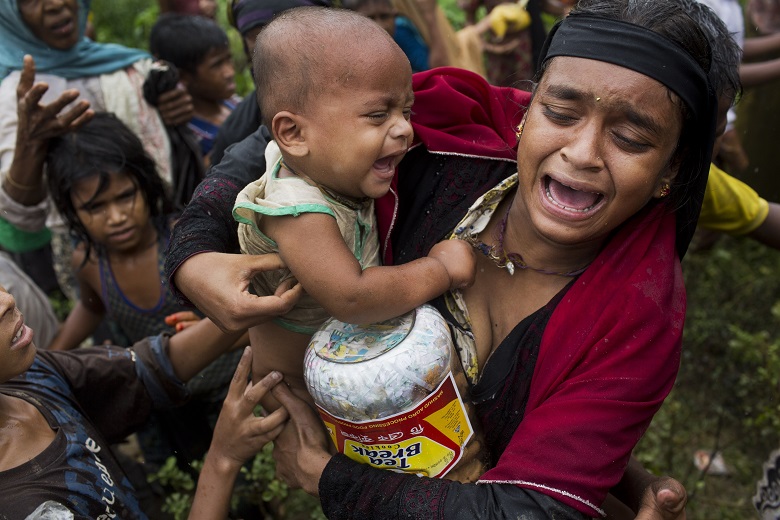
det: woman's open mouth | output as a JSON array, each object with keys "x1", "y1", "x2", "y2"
[
  {"x1": 49, "y1": 16, "x2": 75, "y2": 37},
  {"x1": 544, "y1": 176, "x2": 604, "y2": 213}
]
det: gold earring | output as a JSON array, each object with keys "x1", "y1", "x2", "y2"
[
  {"x1": 515, "y1": 121, "x2": 524, "y2": 140},
  {"x1": 660, "y1": 183, "x2": 671, "y2": 197}
]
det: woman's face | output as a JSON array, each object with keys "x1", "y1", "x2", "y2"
[
  {"x1": 18, "y1": 0, "x2": 80, "y2": 50},
  {"x1": 516, "y1": 56, "x2": 682, "y2": 250}
]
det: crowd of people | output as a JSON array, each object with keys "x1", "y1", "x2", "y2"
[{"x1": 0, "y1": 0, "x2": 778, "y2": 518}]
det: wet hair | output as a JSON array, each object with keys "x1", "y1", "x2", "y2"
[
  {"x1": 252, "y1": 6, "x2": 401, "y2": 128},
  {"x1": 149, "y1": 13, "x2": 229, "y2": 74},
  {"x1": 46, "y1": 113, "x2": 171, "y2": 258},
  {"x1": 676, "y1": 0, "x2": 742, "y2": 103},
  {"x1": 536, "y1": 0, "x2": 716, "y2": 256}
]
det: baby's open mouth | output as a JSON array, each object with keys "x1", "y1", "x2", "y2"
[
  {"x1": 545, "y1": 176, "x2": 603, "y2": 212},
  {"x1": 373, "y1": 156, "x2": 395, "y2": 171}
]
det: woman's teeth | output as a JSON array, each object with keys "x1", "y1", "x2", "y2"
[
  {"x1": 545, "y1": 178, "x2": 602, "y2": 212},
  {"x1": 12, "y1": 328, "x2": 22, "y2": 343}
]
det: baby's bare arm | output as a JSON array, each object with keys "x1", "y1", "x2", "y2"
[
  {"x1": 428, "y1": 239, "x2": 477, "y2": 289},
  {"x1": 266, "y1": 213, "x2": 466, "y2": 324}
]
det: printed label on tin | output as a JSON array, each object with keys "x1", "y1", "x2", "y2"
[{"x1": 318, "y1": 371, "x2": 473, "y2": 478}]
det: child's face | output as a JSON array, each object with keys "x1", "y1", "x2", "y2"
[
  {"x1": 296, "y1": 48, "x2": 414, "y2": 200},
  {"x1": 354, "y1": 1, "x2": 397, "y2": 36},
  {"x1": 182, "y1": 46, "x2": 236, "y2": 103},
  {"x1": 71, "y1": 172, "x2": 153, "y2": 255}
]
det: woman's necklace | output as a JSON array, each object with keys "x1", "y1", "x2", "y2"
[{"x1": 465, "y1": 204, "x2": 590, "y2": 277}]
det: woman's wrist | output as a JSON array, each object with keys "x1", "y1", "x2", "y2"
[
  {"x1": 5, "y1": 140, "x2": 48, "y2": 203},
  {"x1": 304, "y1": 452, "x2": 333, "y2": 497},
  {"x1": 4, "y1": 174, "x2": 42, "y2": 192}
]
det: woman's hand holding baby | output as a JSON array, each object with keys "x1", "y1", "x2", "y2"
[
  {"x1": 174, "y1": 252, "x2": 304, "y2": 333},
  {"x1": 429, "y1": 239, "x2": 477, "y2": 290}
]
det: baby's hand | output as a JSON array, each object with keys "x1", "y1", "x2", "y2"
[{"x1": 429, "y1": 239, "x2": 476, "y2": 290}]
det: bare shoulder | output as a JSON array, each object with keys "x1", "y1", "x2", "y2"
[{"x1": 70, "y1": 243, "x2": 100, "y2": 287}]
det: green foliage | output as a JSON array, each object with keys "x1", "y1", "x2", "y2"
[
  {"x1": 439, "y1": 0, "x2": 469, "y2": 30},
  {"x1": 146, "y1": 446, "x2": 325, "y2": 519},
  {"x1": 636, "y1": 237, "x2": 780, "y2": 520},
  {"x1": 91, "y1": 0, "x2": 158, "y2": 50},
  {"x1": 147, "y1": 457, "x2": 195, "y2": 520},
  {"x1": 48, "y1": 289, "x2": 73, "y2": 323}
]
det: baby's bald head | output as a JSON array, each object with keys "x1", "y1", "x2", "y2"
[{"x1": 253, "y1": 6, "x2": 409, "y2": 127}]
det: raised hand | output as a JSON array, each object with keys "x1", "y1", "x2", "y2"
[
  {"x1": 16, "y1": 54, "x2": 92, "y2": 145},
  {"x1": 5, "y1": 55, "x2": 92, "y2": 204}
]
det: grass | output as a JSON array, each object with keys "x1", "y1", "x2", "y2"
[{"x1": 635, "y1": 235, "x2": 780, "y2": 519}]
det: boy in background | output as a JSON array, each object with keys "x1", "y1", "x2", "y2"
[{"x1": 150, "y1": 14, "x2": 240, "y2": 167}]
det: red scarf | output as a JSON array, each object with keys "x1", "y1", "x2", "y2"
[
  {"x1": 393, "y1": 67, "x2": 684, "y2": 516},
  {"x1": 479, "y1": 203, "x2": 684, "y2": 515}
]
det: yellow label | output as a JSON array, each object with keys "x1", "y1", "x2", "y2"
[{"x1": 317, "y1": 372, "x2": 473, "y2": 478}]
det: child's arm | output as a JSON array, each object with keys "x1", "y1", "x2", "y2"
[
  {"x1": 48, "y1": 251, "x2": 105, "y2": 351},
  {"x1": 265, "y1": 212, "x2": 475, "y2": 324},
  {"x1": 188, "y1": 348, "x2": 288, "y2": 520},
  {"x1": 47, "y1": 301, "x2": 103, "y2": 351},
  {"x1": 166, "y1": 318, "x2": 245, "y2": 382}
]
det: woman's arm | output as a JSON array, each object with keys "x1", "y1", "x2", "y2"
[
  {"x1": 739, "y1": 58, "x2": 780, "y2": 88},
  {"x1": 270, "y1": 382, "x2": 582, "y2": 519},
  {"x1": 3, "y1": 55, "x2": 92, "y2": 206},
  {"x1": 749, "y1": 202, "x2": 780, "y2": 250},
  {"x1": 271, "y1": 383, "x2": 686, "y2": 520},
  {"x1": 742, "y1": 31, "x2": 780, "y2": 60},
  {"x1": 266, "y1": 212, "x2": 475, "y2": 324}
]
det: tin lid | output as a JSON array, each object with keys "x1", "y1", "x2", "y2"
[{"x1": 311, "y1": 309, "x2": 415, "y2": 363}]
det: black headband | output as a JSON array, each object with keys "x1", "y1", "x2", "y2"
[{"x1": 540, "y1": 13, "x2": 712, "y2": 124}]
